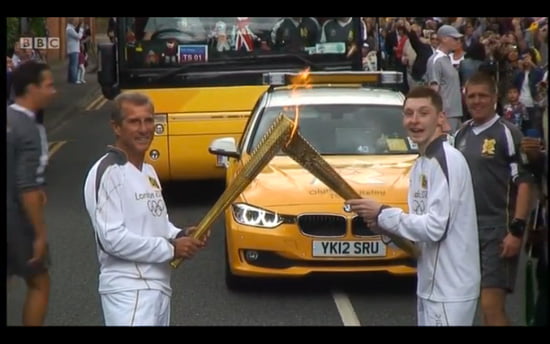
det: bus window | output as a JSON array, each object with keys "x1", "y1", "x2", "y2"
[{"x1": 121, "y1": 17, "x2": 363, "y2": 71}]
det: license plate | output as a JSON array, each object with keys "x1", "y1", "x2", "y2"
[
  {"x1": 178, "y1": 45, "x2": 208, "y2": 63},
  {"x1": 312, "y1": 240, "x2": 386, "y2": 257}
]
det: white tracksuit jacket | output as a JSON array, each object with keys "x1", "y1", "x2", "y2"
[
  {"x1": 378, "y1": 136, "x2": 480, "y2": 302},
  {"x1": 84, "y1": 146, "x2": 181, "y2": 296}
]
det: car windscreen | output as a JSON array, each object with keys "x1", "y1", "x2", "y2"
[{"x1": 249, "y1": 104, "x2": 417, "y2": 155}]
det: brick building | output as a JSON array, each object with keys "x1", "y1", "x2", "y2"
[{"x1": 43, "y1": 17, "x2": 97, "y2": 62}]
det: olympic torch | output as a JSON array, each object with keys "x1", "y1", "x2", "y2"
[
  {"x1": 282, "y1": 129, "x2": 420, "y2": 258},
  {"x1": 170, "y1": 114, "x2": 295, "y2": 268}
]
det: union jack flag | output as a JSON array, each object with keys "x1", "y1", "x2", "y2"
[{"x1": 233, "y1": 17, "x2": 256, "y2": 52}]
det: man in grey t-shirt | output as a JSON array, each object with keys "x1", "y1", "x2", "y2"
[
  {"x1": 426, "y1": 25, "x2": 464, "y2": 133},
  {"x1": 455, "y1": 72, "x2": 534, "y2": 326},
  {"x1": 7, "y1": 61, "x2": 56, "y2": 326}
]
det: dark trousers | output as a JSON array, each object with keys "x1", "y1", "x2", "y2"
[
  {"x1": 526, "y1": 106, "x2": 543, "y2": 136},
  {"x1": 534, "y1": 248, "x2": 548, "y2": 326},
  {"x1": 67, "y1": 52, "x2": 79, "y2": 83}
]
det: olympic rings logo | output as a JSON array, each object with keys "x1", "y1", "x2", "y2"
[{"x1": 147, "y1": 199, "x2": 165, "y2": 217}]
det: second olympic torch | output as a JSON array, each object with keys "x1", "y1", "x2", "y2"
[{"x1": 282, "y1": 130, "x2": 420, "y2": 258}]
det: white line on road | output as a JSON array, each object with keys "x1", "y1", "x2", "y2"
[
  {"x1": 95, "y1": 98, "x2": 108, "y2": 110},
  {"x1": 85, "y1": 95, "x2": 103, "y2": 111},
  {"x1": 48, "y1": 141, "x2": 67, "y2": 158},
  {"x1": 332, "y1": 290, "x2": 361, "y2": 326}
]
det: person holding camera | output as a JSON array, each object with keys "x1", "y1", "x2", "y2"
[
  {"x1": 513, "y1": 49, "x2": 545, "y2": 136},
  {"x1": 66, "y1": 17, "x2": 83, "y2": 84}
]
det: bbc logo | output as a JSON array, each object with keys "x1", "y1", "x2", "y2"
[{"x1": 20, "y1": 37, "x2": 60, "y2": 50}]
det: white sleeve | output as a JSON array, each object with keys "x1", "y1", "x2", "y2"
[
  {"x1": 94, "y1": 168, "x2": 174, "y2": 263},
  {"x1": 168, "y1": 217, "x2": 183, "y2": 239},
  {"x1": 429, "y1": 57, "x2": 443, "y2": 86},
  {"x1": 66, "y1": 26, "x2": 83, "y2": 40},
  {"x1": 377, "y1": 163, "x2": 450, "y2": 242}
]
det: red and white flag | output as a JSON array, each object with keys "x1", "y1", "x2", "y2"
[{"x1": 233, "y1": 17, "x2": 255, "y2": 52}]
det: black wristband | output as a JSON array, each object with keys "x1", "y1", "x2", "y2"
[
  {"x1": 175, "y1": 230, "x2": 187, "y2": 239},
  {"x1": 509, "y1": 218, "x2": 526, "y2": 238}
]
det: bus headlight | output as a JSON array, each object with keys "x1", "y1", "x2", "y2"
[
  {"x1": 154, "y1": 123, "x2": 165, "y2": 135},
  {"x1": 154, "y1": 114, "x2": 167, "y2": 136},
  {"x1": 149, "y1": 149, "x2": 160, "y2": 160}
]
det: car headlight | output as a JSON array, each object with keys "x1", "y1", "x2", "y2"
[{"x1": 232, "y1": 203, "x2": 284, "y2": 228}]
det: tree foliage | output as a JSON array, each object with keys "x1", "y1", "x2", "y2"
[
  {"x1": 7, "y1": 17, "x2": 19, "y2": 51},
  {"x1": 7, "y1": 17, "x2": 47, "y2": 51},
  {"x1": 28, "y1": 17, "x2": 47, "y2": 36}
]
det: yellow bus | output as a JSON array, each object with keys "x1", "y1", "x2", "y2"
[{"x1": 98, "y1": 17, "x2": 366, "y2": 181}]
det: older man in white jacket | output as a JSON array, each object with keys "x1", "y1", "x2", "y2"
[{"x1": 84, "y1": 92, "x2": 209, "y2": 326}]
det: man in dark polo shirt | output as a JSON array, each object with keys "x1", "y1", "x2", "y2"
[
  {"x1": 454, "y1": 72, "x2": 534, "y2": 326},
  {"x1": 271, "y1": 17, "x2": 321, "y2": 51},
  {"x1": 7, "y1": 61, "x2": 56, "y2": 326},
  {"x1": 320, "y1": 17, "x2": 367, "y2": 46}
]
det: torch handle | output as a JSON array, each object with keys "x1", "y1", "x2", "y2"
[{"x1": 169, "y1": 211, "x2": 219, "y2": 268}]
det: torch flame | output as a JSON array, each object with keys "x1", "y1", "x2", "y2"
[
  {"x1": 285, "y1": 67, "x2": 312, "y2": 147},
  {"x1": 293, "y1": 67, "x2": 312, "y2": 88}
]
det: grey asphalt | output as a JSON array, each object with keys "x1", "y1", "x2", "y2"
[
  {"x1": 42, "y1": 35, "x2": 108, "y2": 135},
  {"x1": 42, "y1": 61, "x2": 100, "y2": 135},
  {"x1": 6, "y1": 70, "x2": 529, "y2": 327}
]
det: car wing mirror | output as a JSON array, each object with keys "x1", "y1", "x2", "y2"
[{"x1": 209, "y1": 137, "x2": 240, "y2": 159}]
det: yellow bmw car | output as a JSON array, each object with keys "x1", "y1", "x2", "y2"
[{"x1": 210, "y1": 71, "x2": 418, "y2": 289}]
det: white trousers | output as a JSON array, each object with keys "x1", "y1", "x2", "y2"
[
  {"x1": 417, "y1": 297, "x2": 477, "y2": 326},
  {"x1": 101, "y1": 289, "x2": 171, "y2": 326},
  {"x1": 77, "y1": 64, "x2": 86, "y2": 82}
]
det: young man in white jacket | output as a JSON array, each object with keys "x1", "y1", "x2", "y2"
[
  {"x1": 83, "y1": 92, "x2": 209, "y2": 326},
  {"x1": 347, "y1": 86, "x2": 480, "y2": 326}
]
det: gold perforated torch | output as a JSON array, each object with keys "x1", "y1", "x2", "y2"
[
  {"x1": 170, "y1": 114, "x2": 295, "y2": 268},
  {"x1": 284, "y1": 68, "x2": 419, "y2": 258},
  {"x1": 282, "y1": 131, "x2": 420, "y2": 258}
]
